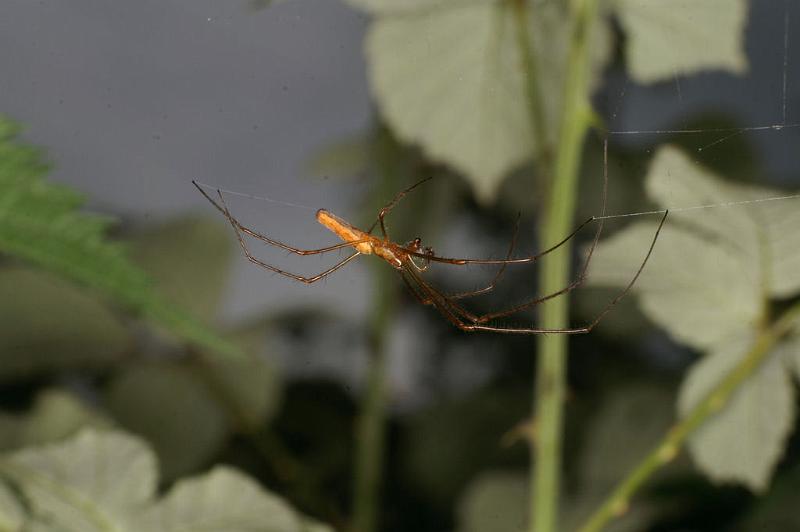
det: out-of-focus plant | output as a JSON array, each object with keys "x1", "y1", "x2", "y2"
[
  {"x1": 580, "y1": 147, "x2": 800, "y2": 531},
  {"x1": 0, "y1": 429, "x2": 330, "y2": 532},
  {"x1": 0, "y1": 116, "x2": 239, "y2": 359},
  {"x1": 0, "y1": 116, "x2": 321, "y2": 530},
  {"x1": 340, "y1": 1, "x2": 751, "y2": 531}
]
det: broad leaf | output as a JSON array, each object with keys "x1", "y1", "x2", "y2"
[
  {"x1": 200, "y1": 322, "x2": 283, "y2": 431},
  {"x1": 588, "y1": 146, "x2": 800, "y2": 490},
  {"x1": 134, "y1": 467, "x2": 305, "y2": 532},
  {"x1": 130, "y1": 216, "x2": 232, "y2": 322},
  {"x1": 0, "y1": 116, "x2": 240, "y2": 358},
  {"x1": 1, "y1": 430, "x2": 156, "y2": 531},
  {"x1": 587, "y1": 221, "x2": 760, "y2": 349},
  {"x1": 588, "y1": 146, "x2": 800, "y2": 348},
  {"x1": 0, "y1": 480, "x2": 23, "y2": 531},
  {"x1": 614, "y1": 0, "x2": 748, "y2": 83},
  {"x1": 0, "y1": 267, "x2": 130, "y2": 379},
  {"x1": 0, "y1": 430, "x2": 331, "y2": 532},
  {"x1": 21, "y1": 389, "x2": 112, "y2": 447},
  {"x1": 106, "y1": 363, "x2": 229, "y2": 480},
  {"x1": 355, "y1": 1, "x2": 610, "y2": 202},
  {"x1": 678, "y1": 332, "x2": 795, "y2": 492}
]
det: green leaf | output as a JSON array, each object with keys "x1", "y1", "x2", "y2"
[
  {"x1": 587, "y1": 147, "x2": 800, "y2": 491},
  {"x1": 456, "y1": 471, "x2": 527, "y2": 532},
  {"x1": 678, "y1": 332, "x2": 795, "y2": 492},
  {"x1": 0, "y1": 116, "x2": 240, "y2": 359},
  {"x1": 106, "y1": 364, "x2": 229, "y2": 480},
  {"x1": 1, "y1": 429, "x2": 157, "y2": 531},
  {"x1": 401, "y1": 387, "x2": 528, "y2": 503},
  {"x1": 0, "y1": 267, "x2": 130, "y2": 380},
  {"x1": 587, "y1": 146, "x2": 800, "y2": 349},
  {"x1": 0, "y1": 480, "x2": 24, "y2": 531},
  {"x1": 587, "y1": 221, "x2": 760, "y2": 349},
  {"x1": 200, "y1": 323, "x2": 283, "y2": 431},
  {"x1": 614, "y1": 0, "x2": 748, "y2": 83},
  {"x1": 359, "y1": 1, "x2": 610, "y2": 202},
  {"x1": 134, "y1": 466, "x2": 305, "y2": 532},
  {"x1": 21, "y1": 390, "x2": 112, "y2": 447},
  {"x1": 130, "y1": 216, "x2": 232, "y2": 322}
]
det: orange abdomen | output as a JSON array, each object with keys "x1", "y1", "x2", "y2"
[{"x1": 316, "y1": 209, "x2": 373, "y2": 254}]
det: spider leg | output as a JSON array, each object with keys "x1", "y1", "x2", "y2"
[
  {"x1": 193, "y1": 181, "x2": 365, "y2": 256},
  {"x1": 400, "y1": 214, "x2": 597, "y2": 266},
  {"x1": 210, "y1": 186, "x2": 362, "y2": 283},
  {"x1": 369, "y1": 176, "x2": 434, "y2": 237},
  {"x1": 464, "y1": 204, "x2": 607, "y2": 323},
  {"x1": 404, "y1": 210, "x2": 668, "y2": 334},
  {"x1": 415, "y1": 213, "x2": 521, "y2": 306},
  {"x1": 402, "y1": 266, "x2": 477, "y2": 330}
]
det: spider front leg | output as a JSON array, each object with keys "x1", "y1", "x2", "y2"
[{"x1": 212, "y1": 189, "x2": 363, "y2": 283}]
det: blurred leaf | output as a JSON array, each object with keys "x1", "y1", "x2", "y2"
[
  {"x1": 354, "y1": 1, "x2": 610, "y2": 202},
  {"x1": 588, "y1": 147, "x2": 800, "y2": 492},
  {"x1": 21, "y1": 389, "x2": 112, "y2": 447},
  {"x1": 588, "y1": 221, "x2": 760, "y2": 349},
  {"x1": 201, "y1": 323, "x2": 283, "y2": 431},
  {"x1": 0, "y1": 415, "x2": 22, "y2": 452},
  {"x1": 130, "y1": 216, "x2": 232, "y2": 322},
  {"x1": 1, "y1": 430, "x2": 156, "y2": 531},
  {"x1": 402, "y1": 386, "x2": 528, "y2": 504},
  {"x1": 0, "y1": 480, "x2": 23, "y2": 530},
  {"x1": 0, "y1": 116, "x2": 240, "y2": 358},
  {"x1": 587, "y1": 146, "x2": 800, "y2": 349},
  {"x1": 614, "y1": 0, "x2": 747, "y2": 83},
  {"x1": 1, "y1": 429, "x2": 331, "y2": 532},
  {"x1": 0, "y1": 267, "x2": 131, "y2": 379},
  {"x1": 564, "y1": 384, "x2": 676, "y2": 531},
  {"x1": 579, "y1": 385, "x2": 675, "y2": 491},
  {"x1": 106, "y1": 363, "x2": 229, "y2": 480},
  {"x1": 678, "y1": 332, "x2": 795, "y2": 492},
  {"x1": 457, "y1": 471, "x2": 527, "y2": 532},
  {"x1": 134, "y1": 466, "x2": 306, "y2": 532}
]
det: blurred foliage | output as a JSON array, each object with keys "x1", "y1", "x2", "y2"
[
  {"x1": 344, "y1": 0, "x2": 747, "y2": 202},
  {"x1": 0, "y1": 429, "x2": 330, "y2": 532},
  {"x1": 589, "y1": 146, "x2": 800, "y2": 492},
  {"x1": 0, "y1": 116, "x2": 240, "y2": 358}
]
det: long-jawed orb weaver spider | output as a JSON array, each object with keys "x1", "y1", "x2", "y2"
[{"x1": 192, "y1": 172, "x2": 667, "y2": 335}]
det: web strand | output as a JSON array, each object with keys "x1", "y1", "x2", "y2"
[
  {"x1": 192, "y1": 180, "x2": 317, "y2": 212},
  {"x1": 594, "y1": 193, "x2": 800, "y2": 221}
]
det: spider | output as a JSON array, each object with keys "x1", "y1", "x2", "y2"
[{"x1": 192, "y1": 175, "x2": 667, "y2": 334}]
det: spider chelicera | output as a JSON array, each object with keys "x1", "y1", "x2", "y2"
[{"x1": 192, "y1": 172, "x2": 667, "y2": 335}]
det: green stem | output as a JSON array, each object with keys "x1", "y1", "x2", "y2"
[
  {"x1": 577, "y1": 302, "x2": 800, "y2": 532},
  {"x1": 351, "y1": 266, "x2": 395, "y2": 532},
  {"x1": 531, "y1": 1, "x2": 598, "y2": 531}
]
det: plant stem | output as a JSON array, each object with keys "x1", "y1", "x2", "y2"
[
  {"x1": 530, "y1": 1, "x2": 598, "y2": 531},
  {"x1": 351, "y1": 126, "x2": 403, "y2": 532},
  {"x1": 577, "y1": 302, "x2": 800, "y2": 532},
  {"x1": 352, "y1": 265, "x2": 395, "y2": 532}
]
